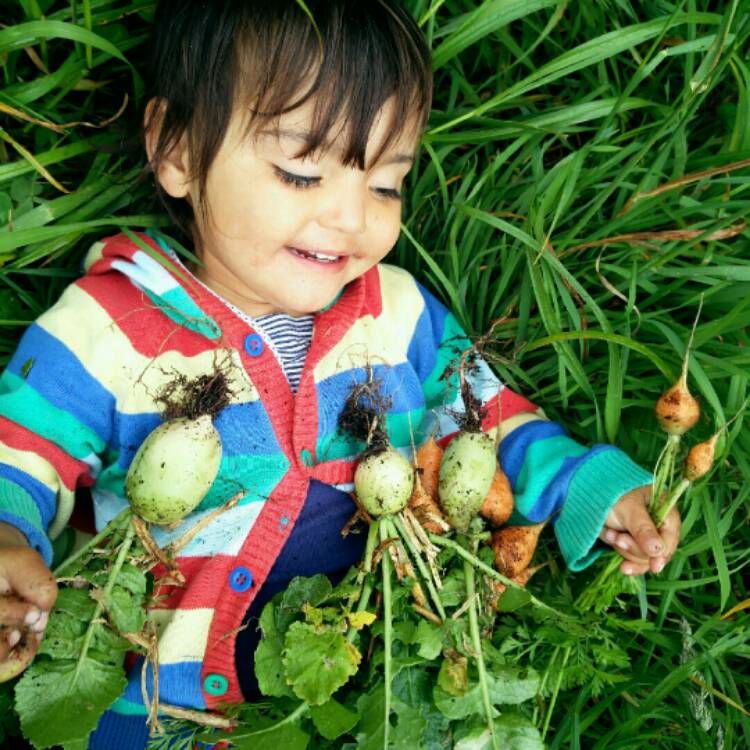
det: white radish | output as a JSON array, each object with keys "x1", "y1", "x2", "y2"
[
  {"x1": 125, "y1": 414, "x2": 222, "y2": 524},
  {"x1": 438, "y1": 431, "x2": 496, "y2": 532},
  {"x1": 354, "y1": 447, "x2": 414, "y2": 517}
]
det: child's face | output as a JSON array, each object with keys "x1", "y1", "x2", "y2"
[{"x1": 159, "y1": 98, "x2": 419, "y2": 317}]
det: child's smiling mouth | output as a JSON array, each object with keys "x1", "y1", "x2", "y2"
[{"x1": 286, "y1": 245, "x2": 349, "y2": 267}]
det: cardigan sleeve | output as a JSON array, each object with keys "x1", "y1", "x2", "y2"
[
  {"x1": 0, "y1": 283, "x2": 115, "y2": 565},
  {"x1": 409, "y1": 281, "x2": 652, "y2": 571}
]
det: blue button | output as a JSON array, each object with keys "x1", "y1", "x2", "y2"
[
  {"x1": 244, "y1": 333, "x2": 264, "y2": 357},
  {"x1": 229, "y1": 566, "x2": 253, "y2": 592},
  {"x1": 203, "y1": 673, "x2": 228, "y2": 696}
]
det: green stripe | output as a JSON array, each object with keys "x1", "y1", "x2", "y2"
[
  {"x1": 420, "y1": 313, "x2": 469, "y2": 410},
  {"x1": 315, "y1": 407, "x2": 427, "y2": 462},
  {"x1": 142, "y1": 288, "x2": 221, "y2": 340},
  {"x1": 95, "y1": 453, "x2": 290, "y2": 509},
  {"x1": 109, "y1": 697, "x2": 148, "y2": 717},
  {"x1": 0, "y1": 479, "x2": 43, "y2": 531},
  {"x1": 513, "y1": 435, "x2": 588, "y2": 516},
  {"x1": 0, "y1": 371, "x2": 104, "y2": 460}
]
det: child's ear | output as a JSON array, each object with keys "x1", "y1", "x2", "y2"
[{"x1": 144, "y1": 97, "x2": 191, "y2": 199}]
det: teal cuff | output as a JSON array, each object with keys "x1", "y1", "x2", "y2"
[
  {"x1": 0, "y1": 478, "x2": 53, "y2": 564},
  {"x1": 555, "y1": 447, "x2": 653, "y2": 571}
]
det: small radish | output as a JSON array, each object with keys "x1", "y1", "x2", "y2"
[{"x1": 125, "y1": 414, "x2": 222, "y2": 524}]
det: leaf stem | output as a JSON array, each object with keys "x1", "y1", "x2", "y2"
[
  {"x1": 73, "y1": 521, "x2": 137, "y2": 682},
  {"x1": 380, "y1": 519, "x2": 394, "y2": 750},
  {"x1": 391, "y1": 514, "x2": 446, "y2": 620},
  {"x1": 53, "y1": 508, "x2": 132, "y2": 577},
  {"x1": 428, "y1": 533, "x2": 560, "y2": 616},
  {"x1": 462, "y1": 536, "x2": 499, "y2": 750},
  {"x1": 542, "y1": 645, "x2": 570, "y2": 739}
]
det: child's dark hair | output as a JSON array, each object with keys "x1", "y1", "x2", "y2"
[{"x1": 144, "y1": 0, "x2": 433, "y2": 241}]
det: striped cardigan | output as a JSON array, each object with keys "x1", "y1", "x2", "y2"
[{"x1": 0, "y1": 231, "x2": 651, "y2": 740}]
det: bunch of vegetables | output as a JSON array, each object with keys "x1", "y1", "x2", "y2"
[{"x1": 10, "y1": 375, "x2": 237, "y2": 750}]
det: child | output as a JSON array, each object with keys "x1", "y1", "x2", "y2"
[{"x1": 0, "y1": 1, "x2": 680, "y2": 747}]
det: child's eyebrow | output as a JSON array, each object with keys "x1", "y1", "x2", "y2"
[{"x1": 260, "y1": 128, "x2": 415, "y2": 167}]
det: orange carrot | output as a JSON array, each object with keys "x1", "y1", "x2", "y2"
[
  {"x1": 490, "y1": 523, "x2": 544, "y2": 578},
  {"x1": 479, "y1": 464, "x2": 514, "y2": 527},
  {"x1": 409, "y1": 473, "x2": 449, "y2": 534},
  {"x1": 415, "y1": 436, "x2": 443, "y2": 501}
]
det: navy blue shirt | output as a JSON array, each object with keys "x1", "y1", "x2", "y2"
[{"x1": 235, "y1": 480, "x2": 366, "y2": 698}]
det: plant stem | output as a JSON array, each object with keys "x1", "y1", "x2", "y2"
[
  {"x1": 428, "y1": 533, "x2": 561, "y2": 616},
  {"x1": 463, "y1": 537, "x2": 499, "y2": 750},
  {"x1": 380, "y1": 519, "x2": 394, "y2": 750},
  {"x1": 392, "y1": 514, "x2": 446, "y2": 620},
  {"x1": 73, "y1": 520, "x2": 137, "y2": 682},
  {"x1": 53, "y1": 508, "x2": 132, "y2": 577},
  {"x1": 347, "y1": 519, "x2": 380, "y2": 645},
  {"x1": 542, "y1": 645, "x2": 570, "y2": 740},
  {"x1": 653, "y1": 477, "x2": 691, "y2": 527},
  {"x1": 207, "y1": 702, "x2": 310, "y2": 744}
]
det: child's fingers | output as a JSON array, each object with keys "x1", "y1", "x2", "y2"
[
  {"x1": 0, "y1": 593, "x2": 42, "y2": 630},
  {"x1": 2, "y1": 549, "x2": 57, "y2": 612}
]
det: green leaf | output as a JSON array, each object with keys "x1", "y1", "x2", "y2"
[
  {"x1": 229, "y1": 722, "x2": 310, "y2": 750},
  {"x1": 282, "y1": 622, "x2": 361, "y2": 705},
  {"x1": 15, "y1": 657, "x2": 127, "y2": 748},
  {"x1": 414, "y1": 620, "x2": 444, "y2": 660},
  {"x1": 433, "y1": 684, "x2": 485, "y2": 720},
  {"x1": 275, "y1": 574, "x2": 333, "y2": 633},
  {"x1": 255, "y1": 603, "x2": 295, "y2": 699},
  {"x1": 355, "y1": 685, "x2": 386, "y2": 750},
  {"x1": 105, "y1": 587, "x2": 146, "y2": 634},
  {"x1": 437, "y1": 654, "x2": 468, "y2": 696},
  {"x1": 393, "y1": 666, "x2": 431, "y2": 708},
  {"x1": 454, "y1": 713, "x2": 545, "y2": 750},
  {"x1": 486, "y1": 666, "x2": 540, "y2": 705},
  {"x1": 309, "y1": 698, "x2": 359, "y2": 741}
]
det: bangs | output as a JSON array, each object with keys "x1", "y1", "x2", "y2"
[{"x1": 238, "y1": 1, "x2": 433, "y2": 167}]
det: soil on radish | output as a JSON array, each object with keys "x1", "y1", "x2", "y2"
[
  {"x1": 154, "y1": 355, "x2": 235, "y2": 421},
  {"x1": 338, "y1": 368, "x2": 393, "y2": 456}
]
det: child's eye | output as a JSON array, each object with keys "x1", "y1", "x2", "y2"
[
  {"x1": 274, "y1": 166, "x2": 321, "y2": 189},
  {"x1": 373, "y1": 187, "x2": 402, "y2": 201}
]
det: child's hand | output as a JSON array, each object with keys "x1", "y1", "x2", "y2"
[
  {"x1": 600, "y1": 485, "x2": 681, "y2": 576},
  {"x1": 0, "y1": 522, "x2": 57, "y2": 682}
]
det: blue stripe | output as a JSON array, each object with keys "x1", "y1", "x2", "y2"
[
  {"x1": 315, "y1": 362, "x2": 424, "y2": 441},
  {"x1": 501, "y1": 420, "x2": 568, "y2": 484},
  {"x1": 110, "y1": 403, "x2": 282, "y2": 472},
  {"x1": 120, "y1": 657, "x2": 206, "y2": 709},
  {"x1": 0, "y1": 463, "x2": 56, "y2": 528},
  {"x1": 5, "y1": 323, "x2": 115, "y2": 444}
]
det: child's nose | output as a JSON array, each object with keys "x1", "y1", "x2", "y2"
[{"x1": 319, "y1": 182, "x2": 367, "y2": 234}]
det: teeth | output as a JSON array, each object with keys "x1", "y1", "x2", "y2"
[{"x1": 291, "y1": 247, "x2": 340, "y2": 262}]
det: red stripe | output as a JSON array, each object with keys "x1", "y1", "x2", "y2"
[{"x1": 0, "y1": 415, "x2": 90, "y2": 491}]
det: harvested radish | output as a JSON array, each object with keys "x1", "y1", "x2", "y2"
[
  {"x1": 354, "y1": 447, "x2": 415, "y2": 517},
  {"x1": 125, "y1": 414, "x2": 222, "y2": 524},
  {"x1": 438, "y1": 431, "x2": 496, "y2": 532},
  {"x1": 491, "y1": 523, "x2": 544, "y2": 579}
]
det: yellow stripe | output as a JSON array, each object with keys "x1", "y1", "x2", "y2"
[
  {"x1": 149, "y1": 607, "x2": 214, "y2": 664},
  {"x1": 37, "y1": 285, "x2": 260, "y2": 414},
  {"x1": 498, "y1": 411, "x2": 546, "y2": 440},
  {"x1": 0, "y1": 440, "x2": 76, "y2": 539},
  {"x1": 314, "y1": 265, "x2": 424, "y2": 381}
]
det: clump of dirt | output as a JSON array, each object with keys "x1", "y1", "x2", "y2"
[
  {"x1": 155, "y1": 354, "x2": 235, "y2": 421},
  {"x1": 338, "y1": 367, "x2": 393, "y2": 456},
  {"x1": 441, "y1": 348, "x2": 486, "y2": 433}
]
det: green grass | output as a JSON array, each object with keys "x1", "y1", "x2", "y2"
[{"x1": 1, "y1": 0, "x2": 749, "y2": 748}]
